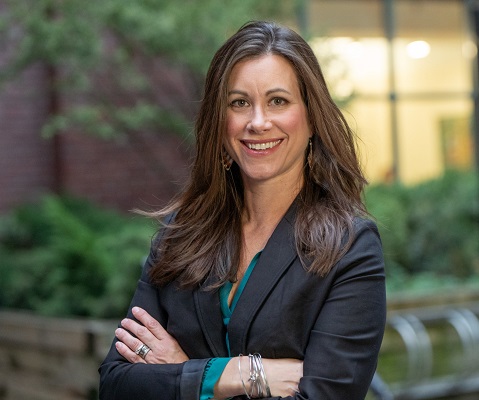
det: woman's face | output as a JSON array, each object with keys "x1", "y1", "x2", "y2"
[{"x1": 224, "y1": 54, "x2": 311, "y2": 188}]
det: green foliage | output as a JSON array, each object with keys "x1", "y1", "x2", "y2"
[
  {"x1": 0, "y1": 0, "x2": 292, "y2": 140},
  {"x1": 103, "y1": 0, "x2": 290, "y2": 74},
  {"x1": 0, "y1": 0, "x2": 102, "y2": 78},
  {"x1": 42, "y1": 102, "x2": 189, "y2": 140},
  {"x1": 0, "y1": 195, "x2": 156, "y2": 318},
  {"x1": 365, "y1": 170, "x2": 479, "y2": 294},
  {"x1": 1, "y1": 171, "x2": 477, "y2": 318}
]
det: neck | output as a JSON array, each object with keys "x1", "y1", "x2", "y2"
[{"x1": 241, "y1": 176, "x2": 303, "y2": 229}]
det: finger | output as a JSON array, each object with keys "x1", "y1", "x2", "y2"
[
  {"x1": 120, "y1": 316, "x2": 158, "y2": 347},
  {"x1": 115, "y1": 327, "x2": 145, "y2": 357},
  {"x1": 115, "y1": 337, "x2": 146, "y2": 364},
  {"x1": 132, "y1": 306, "x2": 169, "y2": 340},
  {"x1": 115, "y1": 327, "x2": 151, "y2": 363}
]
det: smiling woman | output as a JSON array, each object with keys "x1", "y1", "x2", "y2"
[
  {"x1": 99, "y1": 20, "x2": 386, "y2": 400},
  {"x1": 224, "y1": 55, "x2": 311, "y2": 188}
]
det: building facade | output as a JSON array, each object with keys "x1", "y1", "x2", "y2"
[
  {"x1": 295, "y1": 0, "x2": 476, "y2": 184},
  {"x1": 0, "y1": 0, "x2": 476, "y2": 213}
]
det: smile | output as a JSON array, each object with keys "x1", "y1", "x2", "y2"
[{"x1": 245, "y1": 140, "x2": 281, "y2": 150}]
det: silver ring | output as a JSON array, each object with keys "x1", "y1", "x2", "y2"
[{"x1": 134, "y1": 343, "x2": 151, "y2": 359}]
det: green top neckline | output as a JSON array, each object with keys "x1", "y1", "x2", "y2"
[
  {"x1": 219, "y1": 251, "x2": 262, "y2": 356},
  {"x1": 220, "y1": 251, "x2": 262, "y2": 316},
  {"x1": 199, "y1": 251, "x2": 262, "y2": 400}
]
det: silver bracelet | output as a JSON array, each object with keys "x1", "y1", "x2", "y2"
[
  {"x1": 238, "y1": 354, "x2": 251, "y2": 399},
  {"x1": 239, "y1": 353, "x2": 272, "y2": 398},
  {"x1": 255, "y1": 353, "x2": 271, "y2": 397},
  {"x1": 249, "y1": 354, "x2": 261, "y2": 398},
  {"x1": 246, "y1": 353, "x2": 271, "y2": 398}
]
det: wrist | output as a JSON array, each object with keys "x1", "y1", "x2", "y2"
[
  {"x1": 241, "y1": 354, "x2": 271, "y2": 398},
  {"x1": 214, "y1": 357, "x2": 244, "y2": 398}
]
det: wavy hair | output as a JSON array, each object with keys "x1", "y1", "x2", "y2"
[{"x1": 147, "y1": 21, "x2": 368, "y2": 288}]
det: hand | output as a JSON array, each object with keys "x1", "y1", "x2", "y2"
[
  {"x1": 215, "y1": 356, "x2": 303, "y2": 399},
  {"x1": 262, "y1": 358, "x2": 303, "y2": 397},
  {"x1": 115, "y1": 306, "x2": 189, "y2": 364}
]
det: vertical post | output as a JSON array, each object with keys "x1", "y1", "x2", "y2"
[
  {"x1": 466, "y1": 0, "x2": 479, "y2": 247},
  {"x1": 295, "y1": 0, "x2": 309, "y2": 38},
  {"x1": 46, "y1": 64, "x2": 63, "y2": 194},
  {"x1": 46, "y1": 5, "x2": 63, "y2": 194},
  {"x1": 467, "y1": 0, "x2": 479, "y2": 176},
  {"x1": 384, "y1": 0, "x2": 400, "y2": 182}
]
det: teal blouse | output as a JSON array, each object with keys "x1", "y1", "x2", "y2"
[{"x1": 199, "y1": 252, "x2": 262, "y2": 400}]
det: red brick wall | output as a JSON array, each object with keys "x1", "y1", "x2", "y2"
[
  {"x1": 0, "y1": 64, "x2": 56, "y2": 213},
  {"x1": 0, "y1": 61, "x2": 194, "y2": 214},
  {"x1": 59, "y1": 131, "x2": 191, "y2": 211}
]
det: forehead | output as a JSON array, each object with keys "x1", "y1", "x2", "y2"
[{"x1": 227, "y1": 54, "x2": 300, "y2": 90}]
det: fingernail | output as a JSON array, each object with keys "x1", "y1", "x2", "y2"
[{"x1": 132, "y1": 307, "x2": 139, "y2": 313}]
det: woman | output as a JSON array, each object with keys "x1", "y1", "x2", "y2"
[{"x1": 99, "y1": 21, "x2": 386, "y2": 399}]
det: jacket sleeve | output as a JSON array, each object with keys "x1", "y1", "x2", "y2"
[
  {"x1": 298, "y1": 220, "x2": 386, "y2": 400},
  {"x1": 273, "y1": 219, "x2": 386, "y2": 400},
  {"x1": 300, "y1": 219, "x2": 386, "y2": 399},
  {"x1": 98, "y1": 230, "x2": 210, "y2": 400}
]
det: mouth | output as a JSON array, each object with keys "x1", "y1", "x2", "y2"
[{"x1": 243, "y1": 140, "x2": 282, "y2": 151}]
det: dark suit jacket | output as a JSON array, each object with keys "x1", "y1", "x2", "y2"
[{"x1": 99, "y1": 205, "x2": 386, "y2": 400}]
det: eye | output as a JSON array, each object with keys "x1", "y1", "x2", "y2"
[
  {"x1": 271, "y1": 97, "x2": 287, "y2": 106},
  {"x1": 230, "y1": 99, "x2": 249, "y2": 108}
]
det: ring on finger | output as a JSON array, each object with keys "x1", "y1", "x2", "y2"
[{"x1": 134, "y1": 343, "x2": 151, "y2": 359}]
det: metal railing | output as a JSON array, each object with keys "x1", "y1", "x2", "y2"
[{"x1": 370, "y1": 302, "x2": 479, "y2": 400}]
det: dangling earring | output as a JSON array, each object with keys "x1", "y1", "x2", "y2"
[
  {"x1": 222, "y1": 147, "x2": 233, "y2": 171},
  {"x1": 307, "y1": 138, "x2": 313, "y2": 170}
]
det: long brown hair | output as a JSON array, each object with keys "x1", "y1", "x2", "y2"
[{"x1": 148, "y1": 21, "x2": 368, "y2": 288}]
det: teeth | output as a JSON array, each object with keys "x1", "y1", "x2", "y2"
[{"x1": 247, "y1": 140, "x2": 280, "y2": 150}]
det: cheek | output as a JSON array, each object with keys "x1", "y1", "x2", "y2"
[
  {"x1": 223, "y1": 118, "x2": 237, "y2": 151},
  {"x1": 225, "y1": 120, "x2": 234, "y2": 138},
  {"x1": 225, "y1": 114, "x2": 243, "y2": 139},
  {"x1": 278, "y1": 110, "x2": 309, "y2": 134}
]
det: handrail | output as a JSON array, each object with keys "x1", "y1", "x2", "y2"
[
  {"x1": 370, "y1": 303, "x2": 479, "y2": 399},
  {"x1": 388, "y1": 314, "x2": 433, "y2": 382},
  {"x1": 445, "y1": 308, "x2": 479, "y2": 375}
]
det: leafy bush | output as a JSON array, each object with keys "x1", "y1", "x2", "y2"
[
  {"x1": 365, "y1": 170, "x2": 479, "y2": 293},
  {"x1": 1, "y1": 171, "x2": 478, "y2": 317},
  {"x1": 0, "y1": 195, "x2": 156, "y2": 318}
]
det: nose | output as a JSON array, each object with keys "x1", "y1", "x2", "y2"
[{"x1": 247, "y1": 106, "x2": 273, "y2": 133}]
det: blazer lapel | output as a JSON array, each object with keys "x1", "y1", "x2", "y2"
[
  {"x1": 194, "y1": 280, "x2": 229, "y2": 357},
  {"x1": 227, "y1": 203, "x2": 298, "y2": 354}
]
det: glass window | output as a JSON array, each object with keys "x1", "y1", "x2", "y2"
[
  {"x1": 395, "y1": 0, "x2": 472, "y2": 93},
  {"x1": 347, "y1": 99, "x2": 392, "y2": 182},
  {"x1": 305, "y1": 0, "x2": 474, "y2": 183},
  {"x1": 398, "y1": 99, "x2": 473, "y2": 183}
]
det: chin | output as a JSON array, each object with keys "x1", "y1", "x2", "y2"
[{"x1": 241, "y1": 170, "x2": 278, "y2": 183}]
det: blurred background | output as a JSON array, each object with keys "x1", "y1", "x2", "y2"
[{"x1": 0, "y1": 0, "x2": 478, "y2": 399}]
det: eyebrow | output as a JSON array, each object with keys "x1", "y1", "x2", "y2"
[
  {"x1": 227, "y1": 88, "x2": 292, "y2": 96},
  {"x1": 266, "y1": 88, "x2": 291, "y2": 96}
]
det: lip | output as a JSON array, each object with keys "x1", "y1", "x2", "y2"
[{"x1": 241, "y1": 139, "x2": 283, "y2": 153}]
